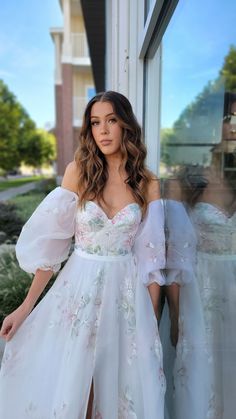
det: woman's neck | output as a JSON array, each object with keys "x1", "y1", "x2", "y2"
[{"x1": 106, "y1": 154, "x2": 123, "y2": 176}]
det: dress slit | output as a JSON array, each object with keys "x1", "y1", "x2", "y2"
[{"x1": 85, "y1": 378, "x2": 94, "y2": 419}]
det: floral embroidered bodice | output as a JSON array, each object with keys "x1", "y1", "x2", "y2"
[
  {"x1": 191, "y1": 202, "x2": 236, "y2": 255},
  {"x1": 75, "y1": 201, "x2": 142, "y2": 256}
]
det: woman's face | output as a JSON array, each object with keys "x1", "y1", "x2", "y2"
[{"x1": 90, "y1": 101, "x2": 123, "y2": 158}]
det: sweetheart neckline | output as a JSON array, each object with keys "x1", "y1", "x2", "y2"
[
  {"x1": 193, "y1": 202, "x2": 231, "y2": 219},
  {"x1": 87, "y1": 200, "x2": 141, "y2": 221}
]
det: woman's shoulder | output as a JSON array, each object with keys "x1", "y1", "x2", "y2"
[
  {"x1": 146, "y1": 172, "x2": 161, "y2": 203},
  {"x1": 61, "y1": 160, "x2": 80, "y2": 195}
]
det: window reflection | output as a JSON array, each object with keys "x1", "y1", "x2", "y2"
[{"x1": 159, "y1": 1, "x2": 236, "y2": 418}]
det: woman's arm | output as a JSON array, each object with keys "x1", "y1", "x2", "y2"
[
  {"x1": 0, "y1": 269, "x2": 54, "y2": 341},
  {"x1": 61, "y1": 160, "x2": 80, "y2": 194},
  {"x1": 0, "y1": 161, "x2": 79, "y2": 341},
  {"x1": 146, "y1": 177, "x2": 162, "y2": 318}
]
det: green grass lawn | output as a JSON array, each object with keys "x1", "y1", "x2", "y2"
[{"x1": 0, "y1": 176, "x2": 44, "y2": 191}]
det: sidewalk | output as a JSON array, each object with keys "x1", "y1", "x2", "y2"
[{"x1": 0, "y1": 182, "x2": 38, "y2": 202}]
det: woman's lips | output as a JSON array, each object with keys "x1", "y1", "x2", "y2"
[{"x1": 100, "y1": 140, "x2": 112, "y2": 146}]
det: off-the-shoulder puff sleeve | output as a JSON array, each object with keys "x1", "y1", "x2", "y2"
[
  {"x1": 164, "y1": 199, "x2": 197, "y2": 285},
  {"x1": 15, "y1": 187, "x2": 79, "y2": 274},
  {"x1": 133, "y1": 199, "x2": 166, "y2": 286}
]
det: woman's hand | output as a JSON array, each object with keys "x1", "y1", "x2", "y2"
[
  {"x1": 0, "y1": 269, "x2": 53, "y2": 342},
  {"x1": 0, "y1": 303, "x2": 31, "y2": 342}
]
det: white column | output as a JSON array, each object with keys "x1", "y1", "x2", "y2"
[
  {"x1": 106, "y1": 0, "x2": 130, "y2": 95},
  {"x1": 144, "y1": 46, "x2": 162, "y2": 174},
  {"x1": 117, "y1": 0, "x2": 129, "y2": 95},
  {"x1": 62, "y1": 0, "x2": 72, "y2": 62},
  {"x1": 109, "y1": 0, "x2": 119, "y2": 90},
  {"x1": 54, "y1": 34, "x2": 62, "y2": 85},
  {"x1": 128, "y1": 0, "x2": 144, "y2": 124}
]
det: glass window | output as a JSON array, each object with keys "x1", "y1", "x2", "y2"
[
  {"x1": 87, "y1": 86, "x2": 96, "y2": 101},
  {"x1": 145, "y1": 1, "x2": 236, "y2": 418},
  {"x1": 160, "y1": 1, "x2": 236, "y2": 198},
  {"x1": 144, "y1": 0, "x2": 155, "y2": 21}
]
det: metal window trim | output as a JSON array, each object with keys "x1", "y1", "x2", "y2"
[{"x1": 139, "y1": 0, "x2": 179, "y2": 59}]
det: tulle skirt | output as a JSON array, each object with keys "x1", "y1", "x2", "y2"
[
  {"x1": 196, "y1": 252, "x2": 236, "y2": 419},
  {"x1": 160, "y1": 277, "x2": 211, "y2": 419},
  {"x1": 0, "y1": 249, "x2": 165, "y2": 419}
]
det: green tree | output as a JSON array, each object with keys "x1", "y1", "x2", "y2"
[
  {"x1": 0, "y1": 80, "x2": 57, "y2": 173},
  {"x1": 0, "y1": 79, "x2": 36, "y2": 173},
  {"x1": 0, "y1": 80, "x2": 33, "y2": 171},
  {"x1": 220, "y1": 45, "x2": 236, "y2": 92},
  {"x1": 22, "y1": 129, "x2": 57, "y2": 168},
  {"x1": 160, "y1": 128, "x2": 176, "y2": 165}
]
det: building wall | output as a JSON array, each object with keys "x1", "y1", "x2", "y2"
[
  {"x1": 105, "y1": 0, "x2": 159, "y2": 173},
  {"x1": 105, "y1": 0, "x2": 144, "y2": 121},
  {"x1": 55, "y1": 84, "x2": 64, "y2": 176},
  {"x1": 71, "y1": 15, "x2": 84, "y2": 32},
  {"x1": 73, "y1": 69, "x2": 94, "y2": 97},
  {"x1": 104, "y1": 5, "x2": 236, "y2": 417},
  {"x1": 51, "y1": 0, "x2": 95, "y2": 178},
  {"x1": 61, "y1": 63, "x2": 74, "y2": 169}
]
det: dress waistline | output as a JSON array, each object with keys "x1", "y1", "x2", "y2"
[
  {"x1": 74, "y1": 248, "x2": 133, "y2": 262},
  {"x1": 197, "y1": 251, "x2": 236, "y2": 260}
]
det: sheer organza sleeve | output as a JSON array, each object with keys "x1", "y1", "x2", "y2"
[
  {"x1": 15, "y1": 186, "x2": 78, "y2": 274},
  {"x1": 133, "y1": 199, "x2": 166, "y2": 286},
  {"x1": 165, "y1": 199, "x2": 197, "y2": 285}
]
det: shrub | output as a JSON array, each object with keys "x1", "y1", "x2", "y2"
[
  {"x1": 0, "y1": 246, "x2": 56, "y2": 327},
  {"x1": 0, "y1": 202, "x2": 24, "y2": 244},
  {"x1": 0, "y1": 246, "x2": 32, "y2": 325},
  {"x1": 36, "y1": 177, "x2": 57, "y2": 195},
  {"x1": 9, "y1": 191, "x2": 45, "y2": 223}
]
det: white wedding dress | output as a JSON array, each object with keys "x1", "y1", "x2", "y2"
[
  {"x1": 0, "y1": 187, "x2": 166, "y2": 419},
  {"x1": 190, "y1": 202, "x2": 236, "y2": 419},
  {"x1": 160, "y1": 200, "x2": 211, "y2": 419}
]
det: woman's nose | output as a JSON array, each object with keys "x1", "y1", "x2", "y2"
[{"x1": 100, "y1": 121, "x2": 109, "y2": 133}]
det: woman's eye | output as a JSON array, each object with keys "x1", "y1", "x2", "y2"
[
  {"x1": 91, "y1": 121, "x2": 99, "y2": 126},
  {"x1": 108, "y1": 118, "x2": 117, "y2": 124}
]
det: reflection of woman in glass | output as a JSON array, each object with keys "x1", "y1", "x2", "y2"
[
  {"x1": 0, "y1": 91, "x2": 166, "y2": 418},
  {"x1": 160, "y1": 177, "x2": 210, "y2": 419},
  {"x1": 178, "y1": 165, "x2": 236, "y2": 419}
]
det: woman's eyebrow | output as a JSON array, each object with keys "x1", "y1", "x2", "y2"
[{"x1": 90, "y1": 112, "x2": 115, "y2": 119}]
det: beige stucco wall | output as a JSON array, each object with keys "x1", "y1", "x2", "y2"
[
  {"x1": 73, "y1": 69, "x2": 94, "y2": 97},
  {"x1": 71, "y1": 15, "x2": 85, "y2": 33}
]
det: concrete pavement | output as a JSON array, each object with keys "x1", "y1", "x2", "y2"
[{"x1": 0, "y1": 182, "x2": 38, "y2": 202}]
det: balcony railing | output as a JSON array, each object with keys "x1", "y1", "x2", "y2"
[
  {"x1": 73, "y1": 96, "x2": 88, "y2": 124},
  {"x1": 71, "y1": 33, "x2": 89, "y2": 58}
]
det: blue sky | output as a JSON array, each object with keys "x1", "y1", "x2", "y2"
[
  {"x1": 0, "y1": 0, "x2": 62, "y2": 129},
  {"x1": 162, "y1": 0, "x2": 236, "y2": 128},
  {"x1": 1, "y1": 0, "x2": 235, "y2": 130}
]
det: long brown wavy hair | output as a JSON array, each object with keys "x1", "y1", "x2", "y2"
[
  {"x1": 176, "y1": 165, "x2": 209, "y2": 207},
  {"x1": 74, "y1": 91, "x2": 153, "y2": 213}
]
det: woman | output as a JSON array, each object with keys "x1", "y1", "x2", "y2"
[
  {"x1": 184, "y1": 165, "x2": 236, "y2": 419},
  {"x1": 159, "y1": 176, "x2": 210, "y2": 419},
  {"x1": 162, "y1": 165, "x2": 236, "y2": 419},
  {"x1": 0, "y1": 91, "x2": 166, "y2": 418}
]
